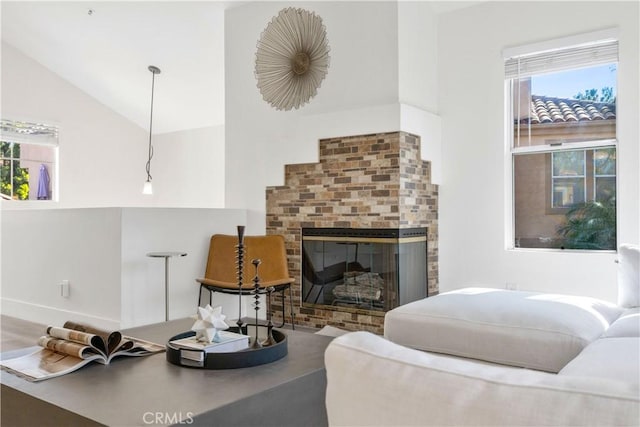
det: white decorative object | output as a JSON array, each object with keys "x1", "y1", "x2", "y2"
[
  {"x1": 255, "y1": 7, "x2": 330, "y2": 111},
  {"x1": 192, "y1": 305, "x2": 229, "y2": 343}
]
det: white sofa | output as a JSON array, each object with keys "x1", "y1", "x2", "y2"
[{"x1": 325, "y1": 245, "x2": 640, "y2": 426}]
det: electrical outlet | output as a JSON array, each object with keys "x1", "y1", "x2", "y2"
[
  {"x1": 61, "y1": 280, "x2": 70, "y2": 298},
  {"x1": 505, "y1": 282, "x2": 518, "y2": 291}
]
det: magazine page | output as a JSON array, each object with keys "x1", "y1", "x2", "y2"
[
  {"x1": 46, "y1": 326, "x2": 106, "y2": 355},
  {"x1": 63, "y1": 321, "x2": 122, "y2": 355},
  {"x1": 110, "y1": 339, "x2": 134, "y2": 355},
  {"x1": 37, "y1": 336, "x2": 101, "y2": 360},
  {"x1": 59, "y1": 323, "x2": 163, "y2": 358},
  {"x1": 0, "y1": 348, "x2": 103, "y2": 382},
  {"x1": 108, "y1": 336, "x2": 165, "y2": 362}
]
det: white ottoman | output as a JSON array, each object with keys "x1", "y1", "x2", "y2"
[{"x1": 384, "y1": 287, "x2": 622, "y2": 372}]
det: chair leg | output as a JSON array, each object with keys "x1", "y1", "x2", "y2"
[
  {"x1": 275, "y1": 288, "x2": 286, "y2": 329},
  {"x1": 289, "y1": 285, "x2": 295, "y2": 330},
  {"x1": 197, "y1": 285, "x2": 215, "y2": 308}
]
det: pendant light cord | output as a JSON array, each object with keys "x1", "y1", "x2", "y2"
[{"x1": 146, "y1": 68, "x2": 158, "y2": 182}]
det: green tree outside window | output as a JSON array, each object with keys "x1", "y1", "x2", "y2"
[{"x1": 1, "y1": 141, "x2": 30, "y2": 200}]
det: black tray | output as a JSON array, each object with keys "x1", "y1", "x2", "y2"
[{"x1": 166, "y1": 327, "x2": 287, "y2": 369}]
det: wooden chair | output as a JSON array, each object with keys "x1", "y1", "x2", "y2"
[{"x1": 196, "y1": 234, "x2": 295, "y2": 328}]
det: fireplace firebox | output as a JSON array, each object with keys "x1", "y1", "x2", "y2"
[{"x1": 301, "y1": 228, "x2": 428, "y2": 312}]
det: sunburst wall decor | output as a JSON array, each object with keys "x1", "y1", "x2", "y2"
[{"x1": 255, "y1": 7, "x2": 330, "y2": 111}]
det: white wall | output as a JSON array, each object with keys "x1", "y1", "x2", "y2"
[
  {"x1": 1, "y1": 208, "x2": 123, "y2": 330},
  {"x1": 398, "y1": 1, "x2": 438, "y2": 114},
  {"x1": 400, "y1": 104, "x2": 442, "y2": 184},
  {"x1": 398, "y1": 2, "x2": 442, "y2": 184},
  {"x1": 150, "y1": 126, "x2": 225, "y2": 208},
  {"x1": 437, "y1": 1, "x2": 639, "y2": 302},
  {"x1": 1, "y1": 208, "x2": 249, "y2": 329}
]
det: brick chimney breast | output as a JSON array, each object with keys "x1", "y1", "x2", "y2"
[{"x1": 266, "y1": 131, "x2": 438, "y2": 333}]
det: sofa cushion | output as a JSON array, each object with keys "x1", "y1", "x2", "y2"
[
  {"x1": 618, "y1": 244, "x2": 640, "y2": 308},
  {"x1": 325, "y1": 331, "x2": 640, "y2": 426},
  {"x1": 384, "y1": 288, "x2": 623, "y2": 373},
  {"x1": 559, "y1": 337, "x2": 640, "y2": 388},
  {"x1": 603, "y1": 308, "x2": 640, "y2": 338}
]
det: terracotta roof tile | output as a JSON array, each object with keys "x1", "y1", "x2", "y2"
[{"x1": 520, "y1": 95, "x2": 616, "y2": 124}]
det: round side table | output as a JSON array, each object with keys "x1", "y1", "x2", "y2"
[{"x1": 146, "y1": 251, "x2": 187, "y2": 321}]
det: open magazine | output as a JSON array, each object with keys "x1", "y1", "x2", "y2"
[{"x1": 0, "y1": 321, "x2": 165, "y2": 382}]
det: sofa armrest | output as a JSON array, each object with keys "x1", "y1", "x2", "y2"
[{"x1": 325, "y1": 332, "x2": 639, "y2": 426}]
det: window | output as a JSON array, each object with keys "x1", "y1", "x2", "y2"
[
  {"x1": 552, "y1": 150, "x2": 585, "y2": 209},
  {"x1": 1, "y1": 119, "x2": 58, "y2": 201},
  {"x1": 505, "y1": 31, "x2": 618, "y2": 250},
  {"x1": 594, "y1": 147, "x2": 616, "y2": 201}
]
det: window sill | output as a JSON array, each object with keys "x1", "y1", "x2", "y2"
[{"x1": 506, "y1": 246, "x2": 617, "y2": 254}]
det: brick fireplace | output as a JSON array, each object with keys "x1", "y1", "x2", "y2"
[{"x1": 266, "y1": 131, "x2": 438, "y2": 333}]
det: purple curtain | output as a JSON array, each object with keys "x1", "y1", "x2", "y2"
[{"x1": 37, "y1": 164, "x2": 50, "y2": 200}]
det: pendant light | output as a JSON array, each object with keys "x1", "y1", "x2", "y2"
[{"x1": 143, "y1": 65, "x2": 161, "y2": 195}]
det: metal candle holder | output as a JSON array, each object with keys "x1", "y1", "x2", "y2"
[
  {"x1": 236, "y1": 225, "x2": 245, "y2": 334},
  {"x1": 262, "y1": 286, "x2": 276, "y2": 346},
  {"x1": 251, "y1": 259, "x2": 263, "y2": 349}
]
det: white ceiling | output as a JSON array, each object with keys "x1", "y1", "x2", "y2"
[
  {"x1": 427, "y1": 1, "x2": 481, "y2": 15},
  {"x1": 2, "y1": 1, "x2": 481, "y2": 135},
  {"x1": 2, "y1": 1, "x2": 227, "y2": 134}
]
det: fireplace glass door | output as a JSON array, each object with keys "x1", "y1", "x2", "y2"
[{"x1": 301, "y1": 228, "x2": 427, "y2": 312}]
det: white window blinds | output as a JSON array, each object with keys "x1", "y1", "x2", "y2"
[
  {"x1": 0, "y1": 119, "x2": 59, "y2": 146},
  {"x1": 504, "y1": 29, "x2": 619, "y2": 79}
]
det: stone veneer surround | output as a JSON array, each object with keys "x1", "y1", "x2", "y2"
[{"x1": 266, "y1": 131, "x2": 438, "y2": 333}]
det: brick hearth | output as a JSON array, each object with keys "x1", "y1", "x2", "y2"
[{"x1": 266, "y1": 131, "x2": 438, "y2": 333}]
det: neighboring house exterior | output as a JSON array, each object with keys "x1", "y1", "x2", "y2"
[{"x1": 514, "y1": 92, "x2": 616, "y2": 248}]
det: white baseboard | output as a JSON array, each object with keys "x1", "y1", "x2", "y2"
[{"x1": 1, "y1": 298, "x2": 120, "y2": 331}]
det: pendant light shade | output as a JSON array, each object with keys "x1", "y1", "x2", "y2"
[
  {"x1": 142, "y1": 179, "x2": 153, "y2": 195},
  {"x1": 143, "y1": 65, "x2": 161, "y2": 195}
]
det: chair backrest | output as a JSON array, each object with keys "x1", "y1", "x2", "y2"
[{"x1": 203, "y1": 234, "x2": 291, "y2": 285}]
